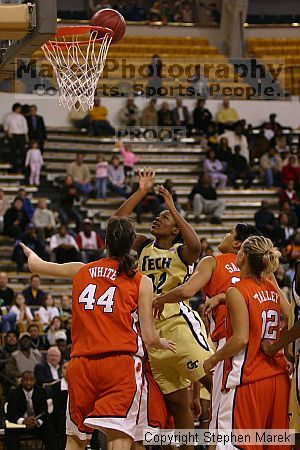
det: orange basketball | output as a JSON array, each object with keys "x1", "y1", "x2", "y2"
[{"x1": 91, "y1": 8, "x2": 126, "y2": 44}]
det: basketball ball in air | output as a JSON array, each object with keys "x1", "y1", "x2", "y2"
[{"x1": 91, "y1": 8, "x2": 126, "y2": 44}]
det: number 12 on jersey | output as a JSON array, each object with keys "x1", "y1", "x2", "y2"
[{"x1": 79, "y1": 284, "x2": 116, "y2": 312}]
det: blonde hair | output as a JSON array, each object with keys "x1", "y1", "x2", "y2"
[{"x1": 243, "y1": 236, "x2": 280, "y2": 279}]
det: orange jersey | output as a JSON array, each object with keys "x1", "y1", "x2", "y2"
[
  {"x1": 223, "y1": 277, "x2": 287, "y2": 389},
  {"x1": 203, "y1": 253, "x2": 240, "y2": 342},
  {"x1": 71, "y1": 258, "x2": 144, "y2": 358}
]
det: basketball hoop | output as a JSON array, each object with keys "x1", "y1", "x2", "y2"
[{"x1": 41, "y1": 26, "x2": 114, "y2": 111}]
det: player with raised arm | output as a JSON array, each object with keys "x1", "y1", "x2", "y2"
[
  {"x1": 203, "y1": 236, "x2": 291, "y2": 450},
  {"x1": 20, "y1": 216, "x2": 175, "y2": 450},
  {"x1": 114, "y1": 169, "x2": 212, "y2": 450}
]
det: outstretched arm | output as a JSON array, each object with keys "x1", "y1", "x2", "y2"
[
  {"x1": 261, "y1": 319, "x2": 300, "y2": 356},
  {"x1": 20, "y1": 243, "x2": 84, "y2": 279}
]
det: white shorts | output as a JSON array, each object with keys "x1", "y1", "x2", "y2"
[{"x1": 210, "y1": 337, "x2": 226, "y2": 430}]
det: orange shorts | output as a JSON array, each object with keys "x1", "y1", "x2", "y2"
[
  {"x1": 66, "y1": 353, "x2": 143, "y2": 440},
  {"x1": 217, "y1": 374, "x2": 291, "y2": 450},
  {"x1": 134, "y1": 364, "x2": 174, "y2": 441}
]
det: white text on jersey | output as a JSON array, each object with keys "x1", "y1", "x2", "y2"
[
  {"x1": 253, "y1": 290, "x2": 279, "y2": 304},
  {"x1": 89, "y1": 267, "x2": 117, "y2": 281}
]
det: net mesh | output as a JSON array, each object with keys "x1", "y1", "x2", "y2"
[{"x1": 42, "y1": 29, "x2": 112, "y2": 111}]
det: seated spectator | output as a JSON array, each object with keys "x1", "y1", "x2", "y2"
[
  {"x1": 107, "y1": 156, "x2": 127, "y2": 197},
  {"x1": 140, "y1": 99, "x2": 157, "y2": 127},
  {"x1": 95, "y1": 154, "x2": 108, "y2": 199},
  {"x1": 76, "y1": 218, "x2": 105, "y2": 263},
  {"x1": 270, "y1": 128, "x2": 288, "y2": 152},
  {"x1": 172, "y1": 99, "x2": 191, "y2": 136},
  {"x1": 49, "y1": 224, "x2": 81, "y2": 264},
  {"x1": 286, "y1": 229, "x2": 300, "y2": 263},
  {"x1": 12, "y1": 225, "x2": 49, "y2": 273},
  {"x1": 188, "y1": 174, "x2": 225, "y2": 224},
  {"x1": 117, "y1": 141, "x2": 139, "y2": 186},
  {"x1": 254, "y1": 200, "x2": 277, "y2": 240},
  {"x1": 5, "y1": 333, "x2": 42, "y2": 384},
  {"x1": 227, "y1": 145, "x2": 255, "y2": 189},
  {"x1": 46, "y1": 317, "x2": 64, "y2": 346},
  {"x1": 4, "y1": 331, "x2": 18, "y2": 355},
  {"x1": 16, "y1": 187, "x2": 34, "y2": 221},
  {"x1": 157, "y1": 102, "x2": 173, "y2": 127},
  {"x1": 216, "y1": 137, "x2": 232, "y2": 170},
  {"x1": 275, "y1": 212, "x2": 294, "y2": 247},
  {"x1": 260, "y1": 147, "x2": 282, "y2": 188},
  {"x1": 35, "y1": 346, "x2": 62, "y2": 385},
  {"x1": 216, "y1": 99, "x2": 239, "y2": 129},
  {"x1": 28, "y1": 324, "x2": 50, "y2": 351},
  {"x1": 0, "y1": 271, "x2": 14, "y2": 307},
  {"x1": 274, "y1": 264, "x2": 291, "y2": 299},
  {"x1": 58, "y1": 175, "x2": 83, "y2": 232},
  {"x1": 279, "y1": 180, "x2": 299, "y2": 206},
  {"x1": 280, "y1": 201, "x2": 299, "y2": 229},
  {"x1": 118, "y1": 99, "x2": 140, "y2": 126},
  {"x1": 3, "y1": 198, "x2": 30, "y2": 238},
  {"x1": 67, "y1": 154, "x2": 93, "y2": 197},
  {"x1": 193, "y1": 99, "x2": 212, "y2": 134},
  {"x1": 282, "y1": 155, "x2": 300, "y2": 186},
  {"x1": 37, "y1": 294, "x2": 60, "y2": 329},
  {"x1": 89, "y1": 98, "x2": 115, "y2": 136},
  {"x1": 22, "y1": 274, "x2": 45, "y2": 306},
  {"x1": 55, "y1": 330, "x2": 70, "y2": 360},
  {"x1": 68, "y1": 101, "x2": 90, "y2": 130},
  {"x1": 10, "y1": 293, "x2": 33, "y2": 332},
  {"x1": 219, "y1": 121, "x2": 249, "y2": 163},
  {"x1": 0, "y1": 188, "x2": 9, "y2": 233},
  {"x1": 33, "y1": 198, "x2": 56, "y2": 241},
  {"x1": 249, "y1": 128, "x2": 270, "y2": 165},
  {"x1": 5, "y1": 371, "x2": 58, "y2": 450},
  {"x1": 58, "y1": 295, "x2": 72, "y2": 323},
  {"x1": 203, "y1": 149, "x2": 227, "y2": 188}
]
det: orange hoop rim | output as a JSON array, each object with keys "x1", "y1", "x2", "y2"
[{"x1": 43, "y1": 25, "x2": 114, "y2": 47}]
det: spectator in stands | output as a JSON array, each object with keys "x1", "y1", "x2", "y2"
[
  {"x1": 254, "y1": 200, "x2": 277, "y2": 240},
  {"x1": 12, "y1": 224, "x2": 49, "y2": 273},
  {"x1": 89, "y1": 98, "x2": 115, "y2": 136},
  {"x1": 46, "y1": 317, "x2": 64, "y2": 346},
  {"x1": 117, "y1": 141, "x2": 139, "y2": 186},
  {"x1": 0, "y1": 300, "x2": 18, "y2": 334},
  {"x1": 172, "y1": 99, "x2": 191, "y2": 136},
  {"x1": 5, "y1": 333, "x2": 42, "y2": 384},
  {"x1": 263, "y1": 113, "x2": 283, "y2": 134},
  {"x1": 177, "y1": 1, "x2": 193, "y2": 22},
  {"x1": 141, "y1": 99, "x2": 158, "y2": 126},
  {"x1": 249, "y1": 128, "x2": 270, "y2": 165},
  {"x1": 35, "y1": 346, "x2": 62, "y2": 385},
  {"x1": 58, "y1": 175, "x2": 83, "y2": 232},
  {"x1": 26, "y1": 105, "x2": 47, "y2": 152},
  {"x1": 188, "y1": 173, "x2": 225, "y2": 224},
  {"x1": 260, "y1": 147, "x2": 283, "y2": 188},
  {"x1": 147, "y1": 54, "x2": 163, "y2": 94},
  {"x1": 286, "y1": 229, "x2": 300, "y2": 263},
  {"x1": 4, "y1": 103, "x2": 29, "y2": 172},
  {"x1": 227, "y1": 145, "x2": 255, "y2": 189},
  {"x1": 199, "y1": 238, "x2": 214, "y2": 259},
  {"x1": 280, "y1": 201, "x2": 298, "y2": 229},
  {"x1": 9, "y1": 293, "x2": 33, "y2": 331},
  {"x1": 282, "y1": 155, "x2": 300, "y2": 186},
  {"x1": 95, "y1": 154, "x2": 108, "y2": 199},
  {"x1": 188, "y1": 65, "x2": 209, "y2": 99},
  {"x1": 25, "y1": 139, "x2": 44, "y2": 186},
  {"x1": 0, "y1": 188, "x2": 9, "y2": 233},
  {"x1": 5, "y1": 370, "x2": 58, "y2": 450},
  {"x1": 262, "y1": 122, "x2": 275, "y2": 141},
  {"x1": 68, "y1": 101, "x2": 90, "y2": 131},
  {"x1": 0, "y1": 272, "x2": 14, "y2": 307},
  {"x1": 55, "y1": 330, "x2": 70, "y2": 361},
  {"x1": 270, "y1": 128, "x2": 288, "y2": 152},
  {"x1": 279, "y1": 180, "x2": 299, "y2": 207},
  {"x1": 107, "y1": 155, "x2": 127, "y2": 197},
  {"x1": 215, "y1": 137, "x2": 232, "y2": 170},
  {"x1": 219, "y1": 121, "x2": 249, "y2": 163},
  {"x1": 274, "y1": 264, "x2": 291, "y2": 299},
  {"x1": 3, "y1": 198, "x2": 30, "y2": 238},
  {"x1": 193, "y1": 99, "x2": 212, "y2": 134},
  {"x1": 28, "y1": 324, "x2": 50, "y2": 351},
  {"x1": 127, "y1": 0, "x2": 149, "y2": 20},
  {"x1": 203, "y1": 149, "x2": 227, "y2": 188},
  {"x1": 49, "y1": 224, "x2": 81, "y2": 264},
  {"x1": 118, "y1": 99, "x2": 140, "y2": 126},
  {"x1": 76, "y1": 218, "x2": 105, "y2": 263},
  {"x1": 160, "y1": 0, "x2": 174, "y2": 22},
  {"x1": 67, "y1": 153, "x2": 93, "y2": 197},
  {"x1": 22, "y1": 274, "x2": 45, "y2": 306},
  {"x1": 37, "y1": 294, "x2": 60, "y2": 329},
  {"x1": 275, "y1": 212, "x2": 294, "y2": 247},
  {"x1": 17, "y1": 187, "x2": 34, "y2": 220},
  {"x1": 4, "y1": 331, "x2": 18, "y2": 355},
  {"x1": 158, "y1": 179, "x2": 184, "y2": 215},
  {"x1": 157, "y1": 101, "x2": 173, "y2": 127},
  {"x1": 216, "y1": 99, "x2": 239, "y2": 129},
  {"x1": 58, "y1": 295, "x2": 72, "y2": 323},
  {"x1": 33, "y1": 198, "x2": 56, "y2": 241}
]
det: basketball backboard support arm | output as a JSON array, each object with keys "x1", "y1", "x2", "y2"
[{"x1": 0, "y1": 0, "x2": 57, "y2": 81}]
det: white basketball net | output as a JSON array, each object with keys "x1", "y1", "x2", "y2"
[{"x1": 42, "y1": 29, "x2": 112, "y2": 111}]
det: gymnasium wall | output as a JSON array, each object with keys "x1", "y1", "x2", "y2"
[{"x1": 0, "y1": 92, "x2": 299, "y2": 128}]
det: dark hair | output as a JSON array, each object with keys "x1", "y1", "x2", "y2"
[
  {"x1": 30, "y1": 139, "x2": 39, "y2": 147},
  {"x1": 12, "y1": 103, "x2": 22, "y2": 112},
  {"x1": 27, "y1": 324, "x2": 39, "y2": 331},
  {"x1": 30, "y1": 274, "x2": 40, "y2": 281},
  {"x1": 235, "y1": 223, "x2": 262, "y2": 242},
  {"x1": 106, "y1": 217, "x2": 137, "y2": 278}
]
